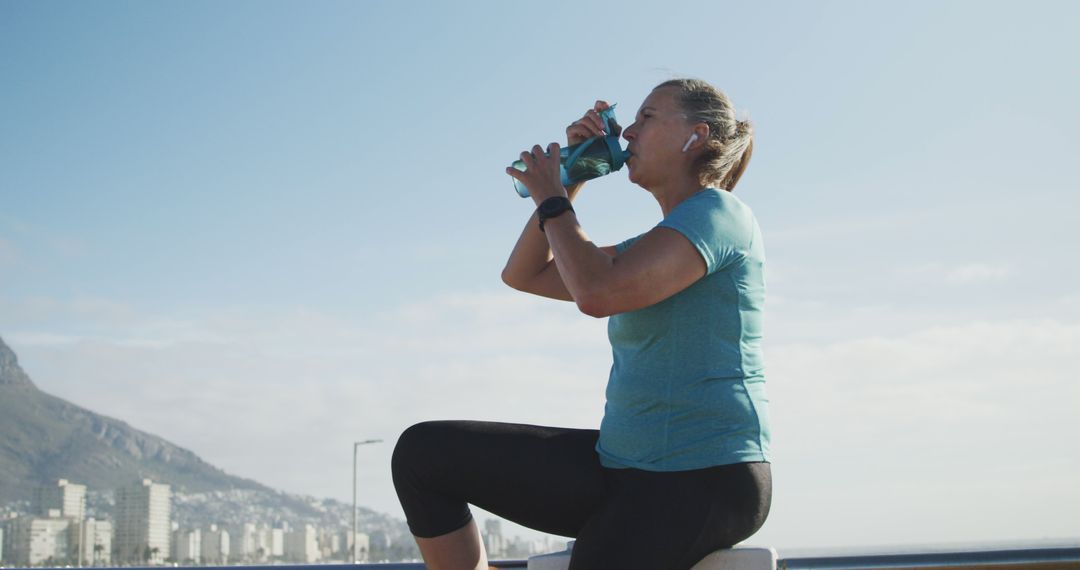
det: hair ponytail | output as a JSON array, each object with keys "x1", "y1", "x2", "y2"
[{"x1": 719, "y1": 121, "x2": 753, "y2": 191}]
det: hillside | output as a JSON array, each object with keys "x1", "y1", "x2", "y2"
[
  {"x1": 1, "y1": 335, "x2": 275, "y2": 503},
  {"x1": 0, "y1": 335, "x2": 420, "y2": 559}
]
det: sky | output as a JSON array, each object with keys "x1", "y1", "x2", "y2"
[{"x1": 2, "y1": 0, "x2": 1079, "y2": 553}]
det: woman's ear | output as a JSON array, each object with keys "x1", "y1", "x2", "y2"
[
  {"x1": 681, "y1": 133, "x2": 699, "y2": 152},
  {"x1": 681, "y1": 124, "x2": 710, "y2": 152}
]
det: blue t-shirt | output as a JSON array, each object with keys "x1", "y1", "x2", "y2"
[{"x1": 596, "y1": 188, "x2": 772, "y2": 471}]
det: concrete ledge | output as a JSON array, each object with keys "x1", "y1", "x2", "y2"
[
  {"x1": 527, "y1": 541, "x2": 777, "y2": 570},
  {"x1": 691, "y1": 546, "x2": 777, "y2": 569}
]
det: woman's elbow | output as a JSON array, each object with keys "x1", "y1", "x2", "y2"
[
  {"x1": 501, "y1": 267, "x2": 522, "y2": 290},
  {"x1": 575, "y1": 292, "x2": 613, "y2": 318}
]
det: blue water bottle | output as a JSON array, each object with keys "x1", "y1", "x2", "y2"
[{"x1": 510, "y1": 105, "x2": 631, "y2": 198}]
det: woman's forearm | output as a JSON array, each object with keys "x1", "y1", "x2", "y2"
[
  {"x1": 501, "y1": 209, "x2": 551, "y2": 288},
  {"x1": 500, "y1": 182, "x2": 585, "y2": 290},
  {"x1": 540, "y1": 212, "x2": 614, "y2": 316}
]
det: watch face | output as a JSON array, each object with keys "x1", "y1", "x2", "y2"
[{"x1": 541, "y1": 197, "x2": 570, "y2": 217}]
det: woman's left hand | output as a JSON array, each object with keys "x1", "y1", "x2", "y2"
[{"x1": 506, "y1": 143, "x2": 568, "y2": 206}]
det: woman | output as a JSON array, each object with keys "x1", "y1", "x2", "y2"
[{"x1": 392, "y1": 78, "x2": 772, "y2": 570}]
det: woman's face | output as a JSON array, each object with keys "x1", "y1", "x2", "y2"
[{"x1": 623, "y1": 87, "x2": 693, "y2": 188}]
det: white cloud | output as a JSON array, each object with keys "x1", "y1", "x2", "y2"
[
  {"x1": 0, "y1": 218, "x2": 89, "y2": 261},
  {"x1": 894, "y1": 261, "x2": 1012, "y2": 286},
  {"x1": 1, "y1": 296, "x2": 143, "y2": 332},
  {"x1": 760, "y1": 318, "x2": 1080, "y2": 548},
  {"x1": 5, "y1": 332, "x2": 84, "y2": 346},
  {"x1": 765, "y1": 209, "x2": 939, "y2": 246},
  {"x1": 944, "y1": 263, "x2": 1011, "y2": 284}
]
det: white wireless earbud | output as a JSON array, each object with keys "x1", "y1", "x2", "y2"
[{"x1": 682, "y1": 133, "x2": 699, "y2": 152}]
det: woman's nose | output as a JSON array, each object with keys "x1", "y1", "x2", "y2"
[{"x1": 623, "y1": 124, "x2": 636, "y2": 140}]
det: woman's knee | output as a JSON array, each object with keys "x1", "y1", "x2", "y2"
[
  {"x1": 391, "y1": 421, "x2": 475, "y2": 538},
  {"x1": 391, "y1": 420, "x2": 460, "y2": 483}
]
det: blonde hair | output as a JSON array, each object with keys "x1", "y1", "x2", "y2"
[{"x1": 656, "y1": 78, "x2": 753, "y2": 191}]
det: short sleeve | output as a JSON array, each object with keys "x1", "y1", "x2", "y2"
[
  {"x1": 657, "y1": 189, "x2": 753, "y2": 274},
  {"x1": 615, "y1": 233, "x2": 645, "y2": 254}
]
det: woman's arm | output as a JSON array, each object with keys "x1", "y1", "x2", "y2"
[
  {"x1": 501, "y1": 182, "x2": 587, "y2": 301},
  {"x1": 541, "y1": 213, "x2": 704, "y2": 317},
  {"x1": 501, "y1": 102, "x2": 619, "y2": 301},
  {"x1": 507, "y1": 143, "x2": 706, "y2": 318},
  {"x1": 499, "y1": 181, "x2": 578, "y2": 301}
]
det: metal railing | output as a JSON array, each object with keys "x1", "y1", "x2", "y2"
[
  {"x1": 52, "y1": 564, "x2": 531, "y2": 570},
  {"x1": 18, "y1": 545, "x2": 1080, "y2": 570},
  {"x1": 778, "y1": 545, "x2": 1080, "y2": 570}
]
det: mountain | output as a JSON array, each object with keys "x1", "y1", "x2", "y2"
[
  {"x1": 0, "y1": 335, "x2": 273, "y2": 505},
  {"x1": 0, "y1": 337, "x2": 33, "y2": 387},
  {"x1": 0, "y1": 335, "x2": 420, "y2": 559}
]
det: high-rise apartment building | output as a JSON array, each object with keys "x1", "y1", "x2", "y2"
[
  {"x1": 483, "y1": 519, "x2": 506, "y2": 558},
  {"x1": 270, "y1": 527, "x2": 285, "y2": 558},
  {"x1": 32, "y1": 479, "x2": 86, "y2": 520},
  {"x1": 284, "y1": 524, "x2": 319, "y2": 563},
  {"x1": 200, "y1": 524, "x2": 230, "y2": 565},
  {"x1": 351, "y1": 531, "x2": 371, "y2": 563},
  {"x1": 2, "y1": 516, "x2": 70, "y2": 565},
  {"x1": 228, "y1": 522, "x2": 261, "y2": 563},
  {"x1": 171, "y1": 527, "x2": 201, "y2": 564},
  {"x1": 114, "y1": 479, "x2": 171, "y2": 564},
  {"x1": 71, "y1": 518, "x2": 112, "y2": 565}
]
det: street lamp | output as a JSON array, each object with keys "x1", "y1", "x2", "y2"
[{"x1": 352, "y1": 439, "x2": 383, "y2": 564}]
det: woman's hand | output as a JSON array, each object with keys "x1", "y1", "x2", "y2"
[
  {"x1": 505, "y1": 100, "x2": 623, "y2": 205},
  {"x1": 506, "y1": 142, "x2": 568, "y2": 206},
  {"x1": 566, "y1": 100, "x2": 620, "y2": 146}
]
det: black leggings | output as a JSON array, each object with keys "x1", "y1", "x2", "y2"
[{"x1": 391, "y1": 420, "x2": 772, "y2": 570}]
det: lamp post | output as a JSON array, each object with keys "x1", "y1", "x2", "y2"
[{"x1": 352, "y1": 439, "x2": 383, "y2": 564}]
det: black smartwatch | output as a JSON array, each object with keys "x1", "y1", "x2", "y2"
[{"x1": 537, "y1": 196, "x2": 574, "y2": 232}]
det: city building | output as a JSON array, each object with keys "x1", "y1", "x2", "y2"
[
  {"x1": 483, "y1": 519, "x2": 507, "y2": 559},
  {"x1": 72, "y1": 518, "x2": 112, "y2": 565},
  {"x1": 32, "y1": 479, "x2": 86, "y2": 520},
  {"x1": 114, "y1": 479, "x2": 171, "y2": 564},
  {"x1": 284, "y1": 523, "x2": 320, "y2": 563},
  {"x1": 227, "y1": 522, "x2": 259, "y2": 563},
  {"x1": 249, "y1": 523, "x2": 281, "y2": 562},
  {"x1": 1, "y1": 518, "x2": 15, "y2": 565},
  {"x1": 318, "y1": 528, "x2": 340, "y2": 561},
  {"x1": 171, "y1": 526, "x2": 201, "y2": 564},
  {"x1": 200, "y1": 524, "x2": 230, "y2": 564},
  {"x1": 270, "y1": 526, "x2": 285, "y2": 558},
  {"x1": 2, "y1": 515, "x2": 71, "y2": 566},
  {"x1": 352, "y1": 531, "x2": 371, "y2": 563}
]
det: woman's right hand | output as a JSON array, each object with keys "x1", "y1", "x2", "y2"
[{"x1": 566, "y1": 100, "x2": 621, "y2": 146}]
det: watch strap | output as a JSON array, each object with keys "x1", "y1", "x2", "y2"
[{"x1": 537, "y1": 196, "x2": 574, "y2": 233}]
